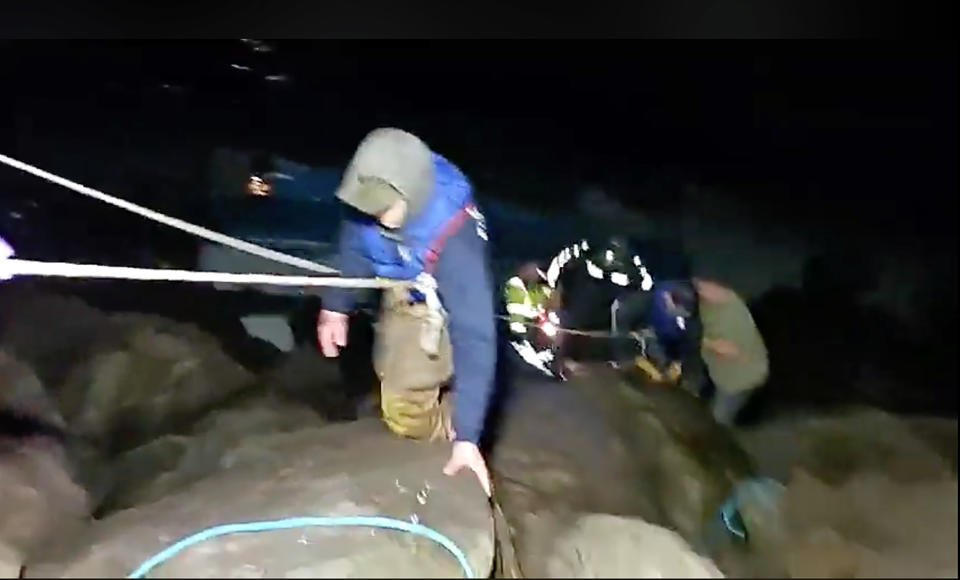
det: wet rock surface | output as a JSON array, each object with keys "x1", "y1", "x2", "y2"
[
  {"x1": 26, "y1": 419, "x2": 494, "y2": 579},
  {"x1": 2, "y1": 291, "x2": 494, "y2": 578},
  {"x1": 717, "y1": 409, "x2": 958, "y2": 578},
  {"x1": 0, "y1": 437, "x2": 90, "y2": 573},
  {"x1": 546, "y1": 514, "x2": 724, "y2": 578},
  {"x1": 490, "y1": 363, "x2": 751, "y2": 576},
  {"x1": 3, "y1": 288, "x2": 956, "y2": 578}
]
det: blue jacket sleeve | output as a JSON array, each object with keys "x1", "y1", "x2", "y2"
[
  {"x1": 322, "y1": 216, "x2": 374, "y2": 314},
  {"x1": 433, "y1": 216, "x2": 498, "y2": 445}
]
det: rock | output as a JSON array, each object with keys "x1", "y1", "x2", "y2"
[
  {"x1": 56, "y1": 315, "x2": 255, "y2": 451},
  {"x1": 784, "y1": 526, "x2": 861, "y2": 578},
  {"x1": 546, "y1": 514, "x2": 724, "y2": 578},
  {"x1": 782, "y1": 470, "x2": 957, "y2": 578},
  {"x1": 0, "y1": 351, "x2": 66, "y2": 429},
  {"x1": 735, "y1": 409, "x2": 955, "y2": 485},
  {"x1": 0, "y1": 439, "x2": 90, "y2": 565},
  {"x1": 99, "y1": 434, "x2": 192, "y2": 513},
  {"x1": 490, "y1": 371, "x2": 659, "y2": 574},
  {"x1": 905, "y1": 416, "x2": 958, "y2": 474},
  {"x1": 265, "y1": 346, "x2": 366, "y2": 421},
  {"x1": 712, "y1": 466, "x2": 959, "y2": 578},
  {"x1": 572, "y1": 365, "x2": 753, "y2": 539},
  {"x1": 0, "y1": 542, "x2": 21, "y2": 579},
  {"x1": 101, "y1": 394, "x2": 326, "y2": 513},
  {"x1": 27, "y1": 419, "x2": 494, "y2": 578},
  {"x1": 491, "y1": 365, "x2": 752, "y2": 576},
  {"x1": 0, "y1": 292, "x2": 122, "y2": 389}
]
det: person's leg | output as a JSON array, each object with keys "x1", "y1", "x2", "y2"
[
  {"x1": 613, "y1": 290, "x2": 653, "y2": 363},
  {"x1": 374, "y1": 294, "x2": 454, "y2": 441},
  {"x1": 711, "y1": 389, "x2": 752, "y2": 426}
]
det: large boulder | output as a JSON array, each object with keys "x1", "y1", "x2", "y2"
[
  {"x1": 56, "y1": 314, "x2": 256, "y2": 451},
  {"x1": 491, "y1": 364, "x2": 751, "y2": 576},
  {"x1": 566, "y1": 365, "x2": 753, "y2": 539},
  {"x1": 102, "y1": 393, "x2": 326, "y2": 512},
  {"x1": 26, "y1": 419, "x2": 494, "y2": 578},
  {"x1": 546, "y1": 514, "x2": 723, "y2": 578},
  {"x1": 0, "y1": 438, "x2": 90, "y2": 573},
  {"x1": 719, "y1": 409, "x2": 959, "y2": 578},
  {"x1": 264, "y1": 346, "x2": 366, "y2": 421},
  {"x1": 0, "y1": 351, "x2": 66, "y2": 429},
  {"x1": 0, "y1": 292, "x2": 119, "y2": 390},
  {"x1": 715, "y1": 469, "x2": 958, "y2": 578},
  {"x1": 735, "y1": 408, "x2": 955, "y2": 485},
  {"x1": 1, "y1": 293, "x2": 258, "y2": 453},
  {"x1": 1, "y1": 542, "x2": 21, "y2": 579}
]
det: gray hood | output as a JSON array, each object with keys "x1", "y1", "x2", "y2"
[{"x1": 335, "y1": 128, "x2": 435, "y2": 220}]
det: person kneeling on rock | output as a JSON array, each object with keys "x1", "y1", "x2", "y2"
[{"x1": 317, "y1": 128, "x2": 496, "y2": 496}]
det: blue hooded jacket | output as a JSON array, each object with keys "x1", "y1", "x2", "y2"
[{"x1": 323, "y1": 154, "x2": 497, "y2": 445}]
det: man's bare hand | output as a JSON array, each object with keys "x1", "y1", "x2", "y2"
[
  {"x1": 443, "y1": 441, "x2": 492, "y2": 497},
  {"x1": 705, "y1": 338, "x2": 740, "y2": 360},
  {"x1": 317, "y1": 310, "x2": 349, "y2": 357}
]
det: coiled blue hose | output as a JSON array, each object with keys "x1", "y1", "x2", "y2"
[{"x1": 127, "y1": 515, "x2": 475, "y2": 578}]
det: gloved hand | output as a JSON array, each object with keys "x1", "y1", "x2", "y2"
[
  {"x1": 443, "y1": 441, "x2": 492, "y2": 497},
  {"x1": 316, "y1": 309, "x2": 349, "y2": 357}
]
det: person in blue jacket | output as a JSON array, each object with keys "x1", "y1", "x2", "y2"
[{"x1": 317, "y1": 128, "x2": 496, "y2": 496}]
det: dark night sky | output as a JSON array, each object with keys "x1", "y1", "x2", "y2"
[{"x1": 1, "y1": 41, "x2": 956, "y2": 241}]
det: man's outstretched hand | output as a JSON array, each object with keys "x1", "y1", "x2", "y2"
[
  {"x1": 317, "y1": 310, "x2": 349, "y2": 357},
  {"x1": 443, "y1": 441, "x2": 492, "y2": 497}
]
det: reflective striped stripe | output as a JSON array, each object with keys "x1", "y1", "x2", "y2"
[
  {"x1": 585, "y1": 259, "x2": 604, "y2": 280},
  {"x1": 610, "y1": 271, "x2": 630, "y2": 286}
]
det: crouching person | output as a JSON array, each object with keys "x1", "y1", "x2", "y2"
[
  {"x1": 317, "y1": 128, "x2": 497, "y2": 495},
  {"x1": 694, "y1": 278, "x2": 769, "y2": 426}
]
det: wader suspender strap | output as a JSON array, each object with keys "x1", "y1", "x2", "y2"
[{"x1": 424, "y1": 203, "x2": 476, "y2": 275}]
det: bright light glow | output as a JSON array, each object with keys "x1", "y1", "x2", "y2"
[
  {"x1": 541, "y1": 321, "x2": 558, "y2": 337},
  {"x1": 548, "y1": 311, "x2": 560, "y2": 325},
  {"x1": 546, "y1": 256, "x2": 561, "y2": 287},
  {"x1": 676, "y1": 316, "x2": 686, "y2": 330},
  {"x1": 610, "y1": 272, "x2": 629, "y2": 286},
  {"x1": 633, "y1": 255, "x2": 641, "y2": 266},
  {"x1": 247, "y1": 176, "x2": 272, "y2": 197},
  {"x1": 581, "y1": 240, "x2": 589, "y2": 251},
  {"x1": 605, "y1": 249, "x2": 614, "y2": 263}
]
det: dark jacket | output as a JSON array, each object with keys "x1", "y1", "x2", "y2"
[{"x1": 323, "y1": 208, "x2": 498, "y2": 445}]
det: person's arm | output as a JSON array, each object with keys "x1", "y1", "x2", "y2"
[
  {"x1": 321, "y1": 214, "x2": 375, "y2": 314},
  {"x1": 433, "y1": 223, "x2": 498, "y2": 445}
]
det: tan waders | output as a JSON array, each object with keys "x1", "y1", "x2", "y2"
[{"x1": 374, "y1": 285, "x2": 455, "y2": 441}]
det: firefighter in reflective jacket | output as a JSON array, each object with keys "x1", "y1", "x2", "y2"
[
  {"x1": 503, "y1": 262, "x2": 565, "y2": 377},
  {"x1": 504, "y1": 262, "x2": 552, "y2": 336}
]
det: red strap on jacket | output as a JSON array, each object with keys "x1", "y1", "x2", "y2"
[{"x1": 424, "y1": 204, "x2": 476, "y2": 275}]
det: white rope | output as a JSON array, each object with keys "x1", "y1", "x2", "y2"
[
  {"x1": 0, "y1": 153, "x2": 340, "y2": 275},
  {"x1": 2, "y1": 258, "x2": 402, "y2": 289}
]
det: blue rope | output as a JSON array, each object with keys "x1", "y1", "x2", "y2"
[
  {"x1": 717, "y1": 476, "x2": 785, "y2": 542},
  {"x1": 127, "y1": 515, "x2": 476, "y2": 578}
]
